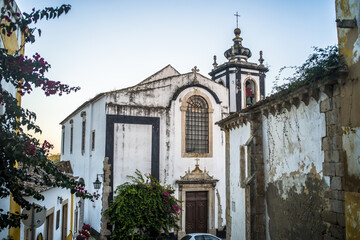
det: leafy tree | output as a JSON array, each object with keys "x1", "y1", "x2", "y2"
[
  {"x1": 0, "y1": 0, "x2": 98, "y2": 229},
  {"x1": 106, "y1": 171, "x2": 181, "y2": 240}
]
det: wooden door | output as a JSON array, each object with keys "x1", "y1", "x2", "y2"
[
  {"x1": 61, "y1": 203, "x2": 68, "y2": 240},
  {"x1": 46, "y1": 212, "x2": 54, "y2": 240},
  {"x1": 186, "y1": 191, "x2": 208, "y2": 233}
]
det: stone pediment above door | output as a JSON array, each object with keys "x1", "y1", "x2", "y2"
[
  {"x1": 176, "y1": 159, "x2": 218, "y2": 185},
  {"x1": 176, "y1": 159, "x2": 219, "y2": 237}
]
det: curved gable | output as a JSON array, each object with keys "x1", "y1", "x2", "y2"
[{"x1": 169, "y1": 83, "x2": 222, "y2": 108}]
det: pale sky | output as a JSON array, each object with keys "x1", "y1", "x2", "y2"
[{"x1": 15, "y1": 0, "x2": 338, "y2": 154}]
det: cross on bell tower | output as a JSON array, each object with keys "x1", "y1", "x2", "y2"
[
  {"x1": 234, "y1": 12, "x2": 240, "y2": 28},
  {"x1": 208, "y1": 19, "x2": 268, "y2": 113}
]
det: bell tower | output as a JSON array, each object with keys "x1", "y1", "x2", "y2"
[{"x1": 209, "y1": 27, "x2": 268, "y2": 113}]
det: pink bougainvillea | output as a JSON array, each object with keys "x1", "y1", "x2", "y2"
[{"x1": 76, "y1": 224, "x2": 92, "y2": 240}]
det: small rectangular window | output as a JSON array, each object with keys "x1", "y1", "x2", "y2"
[
  {"x1": 70, "y1": 125, "x2": 73, "y2": 154},
  {"x1": 240, "y1": 145, "x2": 245, "y2": 187},
  {"x1": 56, "y1": 210, "x2": 60, "y2": 229},
  {"x1": 91, "y1": 130, "x2": 95, "y2": 151},
  {"x1": 74, "y1": 208, "x2": 78, "y2": 233},
  {"x1": 62, "y1": 127, "x2": 65, "y2": 155},
  {"x1": 81, "y1": 120, "x2": 86, "y2": 155}
]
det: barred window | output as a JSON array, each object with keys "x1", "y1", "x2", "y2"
[{"x1": 185, "y1": 95, "x2": 209, "y2": 153}]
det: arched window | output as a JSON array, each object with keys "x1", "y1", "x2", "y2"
[
  {"x1": 185, "y1": 95, "x2": 209, "y2": 154},
  {"x1": 245, "y1": 80, "x2": 256, "y2": 106},
  {"x1": 181, "y1": 90, "x2": 213, "y2": 158}
]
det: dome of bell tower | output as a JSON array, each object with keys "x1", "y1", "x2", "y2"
[{"x1": 224, "y1": 27, "x2": 252, "y2": 61}]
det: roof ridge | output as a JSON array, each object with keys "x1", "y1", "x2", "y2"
[{"x1": 138, "y1": 64, "x2": 180, "y2": 85}]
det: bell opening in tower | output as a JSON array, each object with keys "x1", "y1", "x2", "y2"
[{"x1": 245, "y1": 80, "x2": 255, "y2": 106}]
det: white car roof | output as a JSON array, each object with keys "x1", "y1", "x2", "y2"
[{"x1": 187, "y1": 233, "x2": 217, "y2": 236}]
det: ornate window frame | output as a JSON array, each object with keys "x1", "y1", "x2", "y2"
[{"x1": 181, "y1": 90, "x2": 213, "y2": 158}]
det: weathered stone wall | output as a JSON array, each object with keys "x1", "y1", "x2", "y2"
[
  {"x1": 321, "y1": 84, "x2": 346, "y2": 240},
  {"x1": 336, "y1": 1, "x2": 360, "y2": 239},
  {"x1": 249, "y1": 113, "x2": 266, "y2": 240},
  {"x1": 100, "y1": 157, "x2": 111, "y2": 240}
]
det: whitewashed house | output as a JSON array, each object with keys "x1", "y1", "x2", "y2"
[{"x1": 60, "y1": 27, "x2": 267, "y2": 239}]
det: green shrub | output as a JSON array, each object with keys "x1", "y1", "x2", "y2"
[{"x1": 105, "y1": 170, "x2": 181, "y2": 240}]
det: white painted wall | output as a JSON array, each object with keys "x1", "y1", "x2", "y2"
[
  {"x1": 113, "y1": 123, "x2": 152, "y2": 187},
  {"x1": 214, "y1": 70, "x2": 227, "y2": 87},
  {"x1": 227, "y1": 122, "x2": 251, "y2": 240},
  {"x1": 228, "y1": 68, "x2": 237, "y2": 113},
  {"x1": 61, "y1": 96, "x2": 106, "y2": 232}
]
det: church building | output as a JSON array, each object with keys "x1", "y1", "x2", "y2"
[{"x1": 60, "y1": 27, "x2": 266, "y2": 239}]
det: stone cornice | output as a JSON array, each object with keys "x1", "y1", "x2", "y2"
[{"x1": 209, "y1": 61, "x2": 269, "y2": 77}]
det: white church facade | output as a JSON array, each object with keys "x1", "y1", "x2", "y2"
[{"x1": 60, "y1": 27, "x2": 267, "y2": 239}]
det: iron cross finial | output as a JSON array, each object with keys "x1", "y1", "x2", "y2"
[
  {"x1": 234, "y1": 12, "x2": 240, "y2": 28},
  {"x1": 192, "y1": 66, "x2": 199, "y2": 81}
]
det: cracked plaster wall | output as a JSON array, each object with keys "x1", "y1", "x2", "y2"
[
  {"x1": 262, "y1": 94, "x2": 329, "y2": 239},
  {"x1": 263, "y1": 95, "x2": 327, "y2": 185}
]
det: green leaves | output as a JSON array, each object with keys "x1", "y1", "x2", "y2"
[
  {"x1": 106, "y1": 171, "x2": 181, "y2": 240},
  {"x1": 0, "y1": 2, "x2": 95, "y2": 230},
  {"x1": 273, "y1": 45, "x2": 342, "y2": 93}
]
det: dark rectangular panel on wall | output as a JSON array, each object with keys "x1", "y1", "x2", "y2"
[
  {"x1": 105, "y1": 115, "x2": 160, "y2": 201},
  {"x1": 236, "y1": 69, "x2": 242, "y2": 112},
  {"x1": 260, "y1": 74, "x2": 265, "y2": 99},
  {"x1": 226, "y1": 69, "x2": 230, "y2": 111}
]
